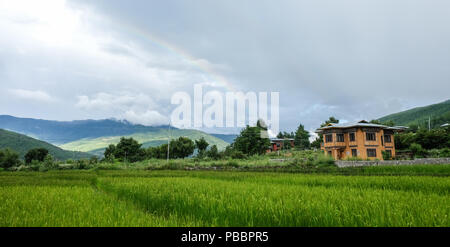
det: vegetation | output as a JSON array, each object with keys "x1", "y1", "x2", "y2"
[
  {"x1": 0, "y1": 129, "x2": 92, "y2": 160},
  {"x1": 60, "y1": 128, "x2": 229, "y2": 156},
  {"x1": 0, "y1": 169, "x2": 449, "y2": 227},
  {"x1": 25, "y1": 148, "x2": 49, "y2": 164},
  {"x1": 294, "y1": 124, "x2": 310, "y2": 149},
  {"x1": 378, "y1": 99, "x2": 450, "y2": 129},
  {"x1": 231, "y1": 121, "x2": 270, "y2": 156},
  {"x1": 0, "y1": 148, "x2": 21, "y2": 169}
]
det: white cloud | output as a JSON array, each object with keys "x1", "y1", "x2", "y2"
[
  {"x1": 123, "y1": 110, "x2": 168, "y2": 126},
  {"x1": 75, "y1": 92, "x2": 157, "y2": 111},
  {"x1": 8, "y1": 89, "x2": 55, "y2": 102}
]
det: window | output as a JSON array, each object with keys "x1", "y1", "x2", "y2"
[
  {"x1": 349, "y1": 133, "x2": 355, "y2": 142},
  {"x1": 367, "y1": 149, "x2": 377, "y2": 157},
  {"x1": 325, "y1": 134, "x2": 333, "y2": 143},
  {"x1": 366, "y1": 132, "x2": 376, "y2": 141},
  {"x1": 336, "y1": 133, "x2": 344, "y2": 142},
  {"x1": 351, "y1": 149, "x2": 357, "y2": 157},
  {"x1": 384, "y1": 134, "x2": 392, "y2": 143}
]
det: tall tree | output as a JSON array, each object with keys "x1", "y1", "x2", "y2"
[
  {"x1": 25, "y1": 148, "x2": 49, "y2": 164},
  {"x1": 294, "y1": 124, "x2": 310, "y2": 149},
  {"x1": 232, "y1": 121, "x2": 270, "y2": 155},
  {"x1": 170, "y1": 137, "x2": 195, "y2": 159},
  {"x1": 105, "y1": 137, "x2": 145, "y2": 163},
  {"x1": 195, "y1": 137, "x2": 209, "y2": 157}
]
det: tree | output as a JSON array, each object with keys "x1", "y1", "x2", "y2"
[
  {"x1": 206, "y1": 145, "x2": 220, "y2": 160},
  {"x1": 104, "y1": 144, "x2": 116, "y2": 161},
  {"x1": 0, "y1": 148, "x2": 21, "y2": 169},
  {"x1": 320, "y1": 116, "x2": 339, "y2": 127},
  {"x1": 25, "y1": 148, "x2": 49, "y2": 164},
  {"x1": 232, "y1": 121, "x2": 270, "y2": 156},
  {"x1": 195, "y1": 137, "x2": 209, "y2": 157},
  {"x1": 294, "y1": 124, "x2": 310, "y2": 149},
  {"x1": 170, "y1": 137, "x2": 195, "y2": 159},
  {"x1": 277, "y1": 132, "x2": 284, "y2": 138},
  {"x1": 104, "y1": 137, "x2": 145, "y2": 163},
  {"x1": 310, "y1": 137, "x2": 321, "y2": 149}
]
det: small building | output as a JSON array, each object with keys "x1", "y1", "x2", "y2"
[
  {"x1": 315, "y1": 120, "x2": 404, "y2": 160},
  {"x1": 267, "y1": 138, "x2": 294, "y2": 152}
]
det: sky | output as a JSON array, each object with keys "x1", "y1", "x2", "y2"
[{"x1": 1, "y1": 0, "x2": 449, "y2": 135}]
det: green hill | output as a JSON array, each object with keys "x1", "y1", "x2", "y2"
[
  {"x1": 378, "y1": 99, "x2": 450, "y2": 128},
  {"x1": 0, "y1": 129, "x2": 93, "y2": 160},
  {"x1": 60, "y1": 128, "x2": 230, "y2": 156}
]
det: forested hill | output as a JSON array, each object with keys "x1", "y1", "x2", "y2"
[
  {"x1": 0, "y1": 115, "x2": 168, "y2": 144},
  {"x1": 0, "y1": 129, "x2": 93, "y2": 160},
  {"x1": 378, "y1": 99, "x2": 450, "y2": 128}
]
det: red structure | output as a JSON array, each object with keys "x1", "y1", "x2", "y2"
[{"x1": 267, "y1": 138, "x2": 294, "y2": 152}]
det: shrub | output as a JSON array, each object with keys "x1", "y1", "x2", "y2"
[
  {"x1": 230, "y1": 151, "x2": 247, "y2": 160},
  {"x1": 0, "y1": 148, "x2": 21, "y2": 169},
  {"x1": 226, "y1": 161, "x2": 239, "y2": 168},
  {"x1": 410, "y1": 143, "x2": 427, "y2": 158},
  {"x1": 440, "y1": 148, "x2": 450, "y2": 158},
  {"x1": 382, "y1": 151, "x2": 392, "y2": 160}
]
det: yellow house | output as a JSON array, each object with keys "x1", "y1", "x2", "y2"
[{"x1": 316, "y1": 120, "x2": 405, "y2": 160}]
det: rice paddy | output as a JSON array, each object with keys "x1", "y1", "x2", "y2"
[{"x1": 1, "y1": 167, "x2": 449, "y2": 227}]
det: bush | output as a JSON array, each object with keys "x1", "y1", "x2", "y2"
[
  {"x1": 230, "y1": 151, "x2": 247, "y2": 160},
  {"x1": 410, "y1": 143, "x2": 427, "y2": 158},
  {"x1": 440, "y1": 148, "x2": 450, "y2": 158},
  {"x1": 0, "y1": 148, "x2": 21, "y2": 169},
  {"x1": 382, "y1": 151, "x2": 392, "y2": 160},
  {"x1": 314, "y1": 154, "x2": 335, "y2": 167},
  {"x1": 226, "y1": 161, "x2": 239, "y2": 168}
]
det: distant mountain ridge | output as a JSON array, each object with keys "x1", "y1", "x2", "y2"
[
  {"x1": 0, "y1": 115, "x2": 168, "y2": 144},
  {"x1": 378, "y1": 99, "x2": 450, "y2": 128},
  {"x1": 0, "y1": 129, "x2": 92, "y2": 160},
  {"x1": 0, "y1": 115, "x2": 233, "y2": 156}
]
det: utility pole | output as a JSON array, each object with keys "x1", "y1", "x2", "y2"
[
  {"x1": 429, "y1": 116, "x2": 431, "y2": 131},
  {"x1": 167, "y1": 120, "x2": 171, "y2": 163}
]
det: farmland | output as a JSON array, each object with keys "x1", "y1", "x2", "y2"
[{"x1": 1, "y1": 167, "x2": 449, "y2": 227}]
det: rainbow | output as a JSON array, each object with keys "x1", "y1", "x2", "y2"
[{"x1": 118, "y1": 22, "x2": 237, "y2": 92}]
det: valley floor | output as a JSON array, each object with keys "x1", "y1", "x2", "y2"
[{"x1": 1, "y1": 167, "x2": 449, "y2": 227}]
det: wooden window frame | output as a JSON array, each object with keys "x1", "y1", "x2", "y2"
[
  {"x1": 367, "y1": 148, "x2": 377, "y2": 157},
  {"x1": 349, "y1": 132, "x2": 356, "y2": 142},
  {"x1": 366, "y1": 132, "x2": 376, "y2": 141}
]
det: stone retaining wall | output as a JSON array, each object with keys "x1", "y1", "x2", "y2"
[{"x1": 335, "y1": 158, "x2": 450, "y2": 168}]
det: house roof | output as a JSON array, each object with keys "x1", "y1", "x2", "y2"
[
  {"x1": 270, "y1": 138, "x2": 294, "y2": 142},
  {"x1": 316, "y1": 120, "x2": 406, "y2": 133}
]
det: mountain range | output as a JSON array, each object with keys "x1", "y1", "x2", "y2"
[{"x1": 0, "y1": 115, "x2": 234, "y2": 157}]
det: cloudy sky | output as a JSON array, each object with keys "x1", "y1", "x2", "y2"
[{"x1": 1, "y1": 0, "x2": 449, "y2": 135}]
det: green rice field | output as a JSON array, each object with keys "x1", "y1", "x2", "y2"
[{"x1": 1, "y1": 166, "x2": 449, "y2": 227}]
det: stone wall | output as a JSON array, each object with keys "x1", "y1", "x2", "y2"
[{"x1": 335, "y1": 158, "x2": 450, "y2": 168}]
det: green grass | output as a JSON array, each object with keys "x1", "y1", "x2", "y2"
[{"x1": 0, "y1": 169, "x2": 449, "y2": 227}]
